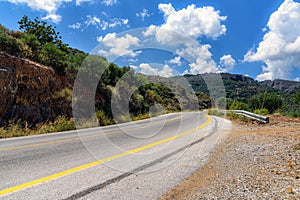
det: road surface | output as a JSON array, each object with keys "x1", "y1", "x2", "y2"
[{"x1": 0, "y1": 112, "x2": 231, "y2": 199}]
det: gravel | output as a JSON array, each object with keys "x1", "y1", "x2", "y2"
[{"x1": 160, "y1": 115, "x2": 300, "y2": 200}]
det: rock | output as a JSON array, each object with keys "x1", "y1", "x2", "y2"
[{"x1": 0, "y1": 52, "x2": 72, "y2": 127}]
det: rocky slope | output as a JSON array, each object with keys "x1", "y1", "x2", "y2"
[
  {"x1": 0, "y1": 51, "x2": 71, "y2": 127},
  {"x1": 178, "y1": 73, "x2": 300, "y2": 102},
  {"x1": 262, "y1": 79, "x2": 300, "y2": 94}
]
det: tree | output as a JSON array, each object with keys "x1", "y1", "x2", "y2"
[
  {"x1": 38, "y1": 42, "x2": 66, "y2": 75},
  {"x1": 249, "y1": 92, "x2": 283, "y2": 114},
  {"x1": 18, "y1": 16, "x2": 65, "y2": 49}
]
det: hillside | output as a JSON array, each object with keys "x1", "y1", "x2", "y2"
[
  {"x1": 261, "y1": 79, "x2": 300, "y2": 94},
  {"x1": 0, "y1": 51, "x2": 72, "y2": 127},
  {"x1": 180, "y1": 73, "x2": 300, "y2": 102},
  {"x1": 0, "y1": 17, "x2": 299, "y2": 135}
]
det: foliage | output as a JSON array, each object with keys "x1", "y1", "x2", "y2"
[
  {"x1": 18, "y1": 16, "x2": 64, "y2": 48},
  {"x1": 229, "y1": 101, "x2": 250, "y2": 111},
  {"x1": 39, "y1": 116, "x2": 76, "y2": 133},
  {"x1": 249, "y1": 92, "x2": 283, "y2": 114},
  {"x1": 96, "y1": 110, "x2": 114, "y2": 126},
  {"x1": 0, "y1": 29, "x2": 23, "y2": 56},
  {"x1": 0, "y1": 17, "x2": 87, "y2": 76},
  {"x1": 0, "y1": 116, "x2": 75, "y2": 138},
  {"x1": 254, "y1": 108, "x2": 269, "y2": 116}
]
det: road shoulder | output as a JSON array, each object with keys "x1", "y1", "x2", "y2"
[{"x1": 160, "y1": 115, "x2": 300, "y2": 199}]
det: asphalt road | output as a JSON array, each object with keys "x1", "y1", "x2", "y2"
[{"x1": 0, "y1": 112, "x2": 231, "y2": 200}]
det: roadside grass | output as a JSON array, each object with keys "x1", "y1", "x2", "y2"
[{"x1": 0, "y1": 109, "x2": 181, "y2": 138}]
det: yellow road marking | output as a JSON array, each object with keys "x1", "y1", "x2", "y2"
[
  {"x1": 0, "y1": 116, "x2": 210, "y2": 196},
  {"x1": 0, "y1": 115, "x2": 182, "y2": 152}
]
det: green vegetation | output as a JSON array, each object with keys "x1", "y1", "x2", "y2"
[
  {"x1": 0, "y1": 16, "x2": 299, "y2": 137},
  {"x1": 249, "y1": 92, "x2": 283, "y2": 114},
  {"x1": 0, "y1": 16, "x2": 87, "y2": 76},
  {"x1": 253, "y1": 108, "x2": 269, "y2": 116},
  {"x1": 183, "y1": 74, "x2": 300, "y2": 118},
  {"x1": 0, "y1": 116, "x2": 75, "y2": 138},
  {"x1": 229, "y1": 101, "x2": 250, "y2": 111}
]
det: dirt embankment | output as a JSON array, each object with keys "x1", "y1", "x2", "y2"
[
  {"x1": 0, "y1": 52, "x2": 72, "y2": 127},
  {"x1": 160, "y1": 115, "x2": 300, "y2": 199}
]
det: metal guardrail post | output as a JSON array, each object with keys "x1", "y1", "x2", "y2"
[{"x1": 230, "y1": 110, "x2": 269, "y2": 124}]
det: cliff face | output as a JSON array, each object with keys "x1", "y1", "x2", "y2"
[
  {"x1": 261, "y1": 79, "x2": 300, "y2": 94},
  {"x1": 0, "y1": 52, "x2": 72, "y2": 127}
]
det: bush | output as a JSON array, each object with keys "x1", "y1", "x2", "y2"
[
  {"x1": 208, "y1": 109, "x2": 224, "y2": 116},
  {"x1": 0, "y1": 33, "x2": 22, "y2": 56},
  {"x1": 39, "y1": 116, "x2": 75, "y2": 133},
  {"x1": 254, "y1": 108, "x2": 269, "y2": 116},
  {"x1": 229, "y1": 101, "x2": 250, "y2": 111},
  {"x1": 289, "y1": 111, "x2": 300, "y2": 118},
  {"x1": 96, "y1": 110, "x2": 114, "y2": 126}
]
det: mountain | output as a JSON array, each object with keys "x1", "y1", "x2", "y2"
[
  {"x1": 261, "y1": 79, "x2": 300, "y2": 94},
  {"x1": 180, "y1": 73, "x2": 300, "y2": 102}
]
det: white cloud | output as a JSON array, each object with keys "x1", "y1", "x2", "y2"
[
  {"x1": 6, "y1": 0, "x2": 72, "y2": 23},
  {"x1": 136, "y1": 9, "x2": 152, "y2": 21},
  {"x1": 5, "y1": 0, "x2": 96, "y2": 23},
  {"x1": 97, "y1": 33, "x2": 140, "y2": 57},
  {"x1": 108, "y1": 18, "x2": 128, "y2": 28},
  {"x1": 244, "y1": 0, "x2": 300, "y2": 81},
  {"x1": 68, "y1": 22, "x2": 82, "y2": 29},
  {"x1": 102, "y1": 0, "x2": 117, "y2": 6},
  {"x1": 42, "y1": 13, "x2": 62, "y2": 24},
  {"x1": 176, "y1": 45, "x2": 219, "y2": 74},
  {"x1": 168, "y1": 56, "x2": 182, "y2": 66},
  {"x1": 144, "y1": 3, "x2": 226, "y2": 44},
  {"x1": 133, "y1": 63, "x2": 175, "y2": 77},
  {"x1": 75, "y1": 0, "x2": 93, "y2": 5},
  {"x1": 159, "y1": 65, "x2": 174, "y2": 77},
  {"x1": 85, "y1": 15, "x2": 101, "y2": 26},
  {"x1": 139, "y1": 63, "x2": 158, "y2": 76},
  {"x1": 158, "y1": 3, "x2": 175, "y2": 16},
  {"x1": 84, "y1": 15, "x2": 128, "y2": 30},
  {"x1": 219, "y1": 54, "x2": 235, "y2": 72}
]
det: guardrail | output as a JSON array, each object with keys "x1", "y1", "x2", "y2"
[
  {"x1": 230, "y1": 110, "x2": 269, "y2": 124},
  {"x1": 214, "y1": 110, "x2": 269, "y2": 124}
]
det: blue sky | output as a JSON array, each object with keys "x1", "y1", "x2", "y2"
[{"x1": 1, "y1": 0, "x2": 300, "y2": 81}]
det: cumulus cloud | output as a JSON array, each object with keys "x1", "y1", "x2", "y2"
[
  {"x1": 244, "y1": 0, "x2": 300, "y2": 81},
  {"x1": 5, "y1": 0, "x2": 97, "y2": 23},
  {"x1": 42, "y1": 13, "x2": 62, "y2": 24},
  {"x1": 176, "y1": 45, "x2": 219, "y2": 74},
  {"x1": 102, "y1": 0, "x2": 117, "y2": 6},
  {"x1": 144, "y1": 3, "x2": 226, "y2": 44},
  {"x1": 6, "y1": 0, "x2": 73, "y2": 23},
  {"x1": 97, "y1": 33, "x2": 140, "y2": 57},
  {"x1": 159, "y1": 65, "x2": 174, "y2": 77},
  {"x1": 136, "y1": 9, "x2": 152, "y2": 21},
  {"x1": 139, "y1": 63, "x2": 158, "y2": 76},
  {"x1": 219, "y1": 54, "x2": 235, "y2": 72},
  {"x1": 168, "y1": 56, "x2": 182, "y2": 66},
  {"x1": 133, "y1": 63, "x2": 174, "y2": 77}
]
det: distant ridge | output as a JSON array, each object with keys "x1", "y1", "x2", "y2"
[
  {"x1": 179, "y1": 73, "x2": 300, "y2": 102},
  {"x1": 261, "y1": 79, "x2": 300, "y2": 94}
]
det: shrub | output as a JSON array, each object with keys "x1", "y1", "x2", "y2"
[
  {"x1": 254, "y1": 108, "x2": 269, "y2": 116},
  {"x1": 96, "y1": 110, "x2": 114, "y2": 126},
  {"x1": 229, "y1": 101, "x2": 250, "y2": 111},
  {"x1": 39, "y1": 116, "x2": 75, "y2": 133}
]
